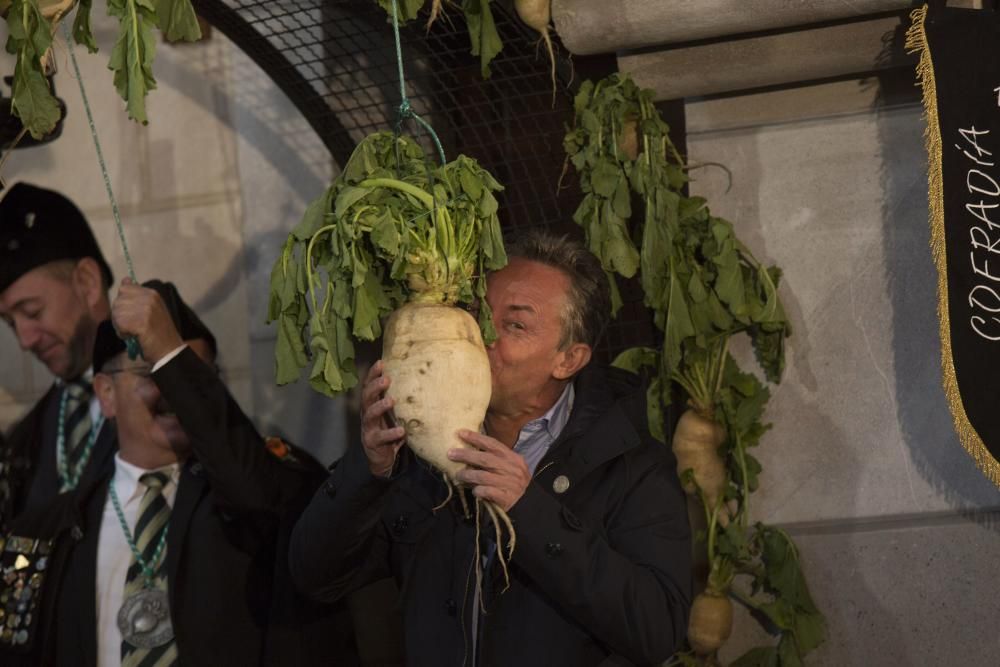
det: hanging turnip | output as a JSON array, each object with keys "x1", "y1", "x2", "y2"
[
  {"x1": 514, "y1": 0, "x2": 556, "y2": 103},
  {"x1": 268, "y1": 130, "x2": 515, "y2": 572},
  {"x1": 688, "y1": 591, "x2": 733, "y2": 656},
  {"x1": 673, "y1": 408, "x2": 727, "y2": 521}
]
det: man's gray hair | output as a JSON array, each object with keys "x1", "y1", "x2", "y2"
[{"x1": 506, "y1": 230, "x2": 611, "y2": 349}]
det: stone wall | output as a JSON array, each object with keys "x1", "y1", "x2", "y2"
[
  {"x1": 0, "y1": 11, "x2": 349, "y2": 464},
  {"x1": 684, "y1": 74, "x2": 1000, "y2": 665}
]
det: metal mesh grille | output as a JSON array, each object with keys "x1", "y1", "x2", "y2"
[{"x1": 195, "y1": 0, "x2": 656, "y2": 360}]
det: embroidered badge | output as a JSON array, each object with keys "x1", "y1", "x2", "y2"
[{"x1": 0, "y1": 535, "x2": 53, "y2": 650}]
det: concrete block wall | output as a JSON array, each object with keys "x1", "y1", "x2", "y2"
[
  {"x1": 684, "y1": 76, "x2": 1000, "y2": 664},
  {"x1": 0, "y1": 12, "x2": 348, "y2": 464}
]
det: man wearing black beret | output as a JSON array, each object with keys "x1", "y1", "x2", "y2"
[
  {"x1": 0, "y1": 279, "x2": 358, "y2": 665},
  {"x1": 0, "y1": 182, "x2": 116, "y2": 529}
]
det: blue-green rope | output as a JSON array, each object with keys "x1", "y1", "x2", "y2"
[
  {"x1": 63, "y1": 23, "x2": 142, "y2": 360},
  {"x1": 390, "y1": 0, "x2": 447, "y2": 167}
]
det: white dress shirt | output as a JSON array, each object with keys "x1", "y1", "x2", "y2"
[
  {"x1": 95, "y1": 455, "x2": 180, "y2": 667},
  {"x1": 151, "y1": 344, "x2": 188, "y2": 373}
]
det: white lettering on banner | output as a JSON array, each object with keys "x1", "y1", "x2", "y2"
[
  {"x1": 972, "y1": 316, "x2": 1000, "y2": 341},
  {"x1": 969, "y1": 285, "x2": 1000, "y2": 313},
  {"x1": 968, "y1": 170, "x2": 1000, "y2": 197},
  {"x1": 960, "y1": 127, "x2": 993, "y2": 157},
  {"x1": 970, "y1": 226, "x2": 1000, "y2": 254},
  {"x1": 966, "y1": 201, "x2": 1000, "y2": 228},
  {"x1": 956, "y1": 144, "x2": 996, "y2": 167},
  {"x1": 960, "y1": 126, "x2": 1000, "y2": 341}
]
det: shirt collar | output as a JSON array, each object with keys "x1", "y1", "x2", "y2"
[
  {"x1": 112, "y1": 453, "x2": 181, "y2": 505},
  {"x1": 519, "y1": 382, "x2": 575, "y2": 442}
]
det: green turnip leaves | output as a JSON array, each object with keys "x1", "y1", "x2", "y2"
[
  {"x1": 5, "y1": 0, "x2": 201, "y2": 137},
  {"x1": 5, "y1": 0, "x2": 60, "y2": 138},
  {"x1": 581, "y1": 74, "x2": 818, "y2": 663},
  {"x1": 373, "y1": 0, "x2": 503, "y2": 79},
  {"x1": 268, "y1": 132, "x2": 507, "y2": 396}
]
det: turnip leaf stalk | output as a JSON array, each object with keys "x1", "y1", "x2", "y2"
[
  {"x1": 373, "y1": 0, "x2": 504, "y2": 78},
  {"x1": 268, "y1": 131, "x2": 507, "y2": 397}
]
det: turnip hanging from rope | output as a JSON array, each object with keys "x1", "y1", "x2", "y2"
[
  {"x1": 267, "y1": 129, "x2": 516, "y2": 581},
  {"x1": 267, "y1": 0, "x2": 521, "y2": 584}
]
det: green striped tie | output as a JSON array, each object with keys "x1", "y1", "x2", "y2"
[
  {"x1": 63, "y1": 380, "x2": 93, "y2": 473},
  {"x1": 121, "y1": 472, "x2": 177, "y2": 666}
]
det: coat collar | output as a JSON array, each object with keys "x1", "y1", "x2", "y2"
[{"x1": 532, "y1": 365, "x2": 644, "y2": 496}]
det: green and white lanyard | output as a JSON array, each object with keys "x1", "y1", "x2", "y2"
[
  {"x1": 55, "y1": 388, "x2": 106, "y2": 493},
  {"x1": 108, "y1": 477, "x2": 170, "y2": 588}
]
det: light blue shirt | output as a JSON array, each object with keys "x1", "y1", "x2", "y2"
[{"x1": 512, "y1": 382, "x2": 575, "y2": 474}]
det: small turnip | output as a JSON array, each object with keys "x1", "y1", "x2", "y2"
[
  {"x1": 514, "y1": 0, "x2": 556, "y2": 103},
  {"x1": 688, "y1": 590, "x2": 733, "y2": 655},
  {"x1": 673, "y1": 408, "x2": 728, "y2": 524}
]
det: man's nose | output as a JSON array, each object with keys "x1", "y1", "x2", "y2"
[{"x1": 14, "y1": 318, "x2": 41, "y2": 351}]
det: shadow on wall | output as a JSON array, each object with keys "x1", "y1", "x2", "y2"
[
  {"x1": 875, "y1": 48, "x2": 1000, "y2": 515},
  {"x1": 150, "y1": 40, "x2": 329, "y2": 203},
  {"x1": 139, "y1": 31, "x2": 351, "y2": 462}
]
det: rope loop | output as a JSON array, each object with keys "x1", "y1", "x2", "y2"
[{"x1": 389, "y1": 0, "x2": 447, "y2": 167}]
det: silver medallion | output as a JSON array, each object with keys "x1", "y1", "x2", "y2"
[{"x1": 117, "y1": 588, "x2": 173, "y2": 648}]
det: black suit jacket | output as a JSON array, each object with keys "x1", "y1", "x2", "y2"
[
  {"x1": 54, "y1": 456, "x2": 286, "y2": 666},
  {"x1": 1, "y1": 384, "x2": 115, "y2": 530},
  {"x1": 1, "y1": 347, "x2": 357, "y2": 666}
]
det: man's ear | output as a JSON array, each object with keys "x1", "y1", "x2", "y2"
[
  {"x1": 73, "y1": 258, "x2": 106, "y2": 312},
  {"x1": 93, "y1": 373, "x2": 117, "y2": 419},
  {"x1": 552, "y1": 342, "x2": 592, "y2": 381}
]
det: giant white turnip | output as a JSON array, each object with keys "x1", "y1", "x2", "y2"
[
  {"x1": 382, "y1": 303, "x2": 491, "y2": 480},
  {"x1": 269, "y1": 131, "x2": 516, "y2": 584}
]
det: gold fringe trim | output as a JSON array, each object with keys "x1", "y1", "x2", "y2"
[{"x1": 906, "y1": 5, "x2": 1000, "y2": 487}]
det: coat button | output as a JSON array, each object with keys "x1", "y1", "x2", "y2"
[
  {"x1": 445, "y1": 599, "x2": 457, "y2": 616},
  {"x1": 392, "y1": 514, "x2": 409, "y2": 535},
  {"x1": 545, "y1": 542, "x2": 563, "y2": 558},
  {"x1": 552, "y1": 475, "x2": 570, "y2": 494},
  {"x1": 71, "y1": 526, "x2": 83, "y2": 541},
  {"x1": 324, "y1": 481, "x2": 337, "y2": 498}
]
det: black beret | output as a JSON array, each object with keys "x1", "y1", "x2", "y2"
[
  {"x1": 0, "y1": 182, "x2": 113, "y2": 293},
  {"x1": 93, "y1": 280, "x2": 218, "y2": 372}
]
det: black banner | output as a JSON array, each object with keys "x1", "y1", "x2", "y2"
[{"x1": 908, "y1": 3, "x2": 1000, "y2": 485}]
